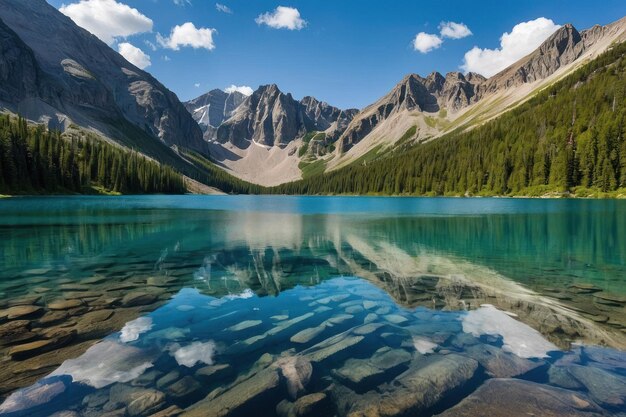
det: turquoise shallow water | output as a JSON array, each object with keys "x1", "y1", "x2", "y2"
[{"x1": 0, "y1": 196, "x2": 625, "y2": 416}]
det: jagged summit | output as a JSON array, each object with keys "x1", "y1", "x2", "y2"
[
  {"x1": 213, "y1": 84, "x2": 354, "y2": 148},
  {"x1": 184, "y1": 89, "x2": 246, "y2": 140}
]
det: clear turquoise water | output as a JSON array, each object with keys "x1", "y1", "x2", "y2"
[{"x1": 0, "y1": 196, "x2": 624, "y2": 416}]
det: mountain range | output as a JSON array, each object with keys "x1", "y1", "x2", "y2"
[
  {"x1": 184, "y1": 17, "x2": 626, "y2": 185},
  {"x1": 1, "y1": 0, "x2": 626, "y2": 191}
]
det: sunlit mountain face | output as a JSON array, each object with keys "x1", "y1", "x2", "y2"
[{"x1": 0, "y1": 196, "x2": 625, "y2": 416}]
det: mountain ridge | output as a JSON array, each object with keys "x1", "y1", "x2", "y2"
[{"x1": 0, "y1": 0, "x2": 206, "y2": 154}]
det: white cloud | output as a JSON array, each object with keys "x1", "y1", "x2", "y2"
[
  {"x1": 119, "y1": 316, "x2": 153, "y2": 342},
  {"x1": 118, "y1": 42, "x2": 151, "y2": 69},
  {"x1": 413, "y1": 32, "x2": 443, "y2": 54},
  {"x1": 216, "y1": 3, "x2": 232, "y2": 14},
  {"x1": 462, "y1": 304, "x2": 558, "y2": 358},
  {"x1": 173, "y1": 0, "x2": 191, "y2": 5},
  {"x1": 225, "y1": 85, "x2": 253, "y2": 96},
  {"x1": 194, "y1": 83, "x2": 201, "y2": 88},
  {"x1": 461, "y1": 17, "x2": 561, "y2": 77},
  {"x1": 145, "y1": 40, "x2": 157, "y2": 51},
  {"x1": 171, "y1": 341, "x2": 216, "y2": 367},
  {"x1": 256, "y1": 6, "x2": 306, "y2": 30},
  {"x1": 59, "y1": 0, "x2": 153, "y2": 45},
  {"x1": 50, "y1": 340, "x2": 154, "y2": 388},
  {"x1": 439, "y1": 21, "x2": 472, "y2": 39},
  {"x1": 163, "y1": 55, "x2": 171, "y2": 61},
  {"x1": 157, "y1": 22, "x2": 216, "y2": 51}
]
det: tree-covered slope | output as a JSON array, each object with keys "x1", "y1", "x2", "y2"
[
  {"x1": 271, "y1": 41, "x2": 626, "y2": 197},
  {"x1": 0, "y1": 116, "x2": 186, "y2": 195}
]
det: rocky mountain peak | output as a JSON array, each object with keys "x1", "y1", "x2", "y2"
[
  {"x1": 184, "y1": 88, "x2": 246, "y2": 140},
  {"x1": 216, "y1": 84, "x2": 351, "y2": 148},
  {"x1": 0, "y1": 0, "x2": 205, "y2": 153}
]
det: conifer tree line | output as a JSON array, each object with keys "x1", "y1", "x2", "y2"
[
  {"x1": 271, "y1": 41, "x2": 626, "y2": 196},
  {"x1": 0, "y1": 115, "x2": 186, "y2": 194}
]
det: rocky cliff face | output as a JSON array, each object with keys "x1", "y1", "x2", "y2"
[
  {"x1": 216, "y1": 84, "x2": 354, "y2": 148},
  {"x1": 0, "y1": 0, "x2": 205, "y2": 153},
  {"x1": 185, "y1": 89, "x2": 246, "y2": 140},
  {"x1": 337, "y1": 17, "x2": 626, "y2": 154},
  {"x1": 337, "y1": 71, "x2": 484, "y2": 152}
]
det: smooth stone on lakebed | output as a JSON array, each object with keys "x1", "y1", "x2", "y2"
[
  {"x1": 227, "y1": 320, "x2": 262, "y2": 332},
  {"x1": 277, "y1": 393, "x2": 330, "y2": 417},
  {"x1": 291, "y1": 324, "x2": 327, "y2": 344},
  {"x1": 166, "y1": 376, "x2": 202, "y2": 399},
  {"x1": 465, "y1": 343, "x2": 545, "y2": 378},
  {"x1": 333, "y1": 349, "x2": 411, "y2": 391},
  {"x1": 566, "y1": 365, "x2": 626, "y2": 409},
  {"x1": 436, "y1": 378, "x2": 603, "y2": 417},
  {"x1": 148, "y1": 405, "x2": 183, "y2": 417},
  {"x1": 181, "y1": 368, "x2": 281, "y2": 417},
  {"x1": 107, "y1": 384, "x2": 166, "y2": 417},
  {"x1": 196, "y1": 364, "x2": 232, "y2": 380},
  {"x1": 48, "y1": 299, "x2": 83, "y2": 310},
  {"x1": 383, "y1": 314, "x2": 408, "y2": 324},
  {"x1": 1, "y1": 305, "x2": 43, "y2": 320},
  {"x1": 0, "y1": 320, "x2": 37, "y2": 346},
  {"x1": 306, "y1": 334, "x2": 365, "y2": 363},
  {"x1": 7, "y1": 295, "x2": 42, "y2": 307},
  {"x1": 9, "y1": 339, "x2": 56, "y2": 360},
  {"x1": 121, "y1": 291, "x2": 159, "y2": 307},
  {"x1": 342, "y1": 354, "x2": 478, "y2": 416}
]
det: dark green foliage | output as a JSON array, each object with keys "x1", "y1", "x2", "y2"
[
  {"x1": 271, "y1": 42, "x2": 626, "y2": 196},
  {"x1": 0, "y1": 116, "x2": 185, "y2": 194}
]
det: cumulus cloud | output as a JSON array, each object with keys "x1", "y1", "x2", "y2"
[
  {"x1": 256, "y1": 6, "x2": 306, "y2": 30},
  {"x1": 50, "y1": 340, "x2": 155, "y2": 388},
  {"x1": 439, "y1": 21, "x2": 472, "y2": 39},
  {"x1": 171, "y1": 341, "x2": 216, "y2": 367},
  {"x1": 59, "y1": 0, "x2": 153, "y2": 45},
  {"x1": 119, "y1": 316, "x2": 153, "y2": 343},
  {"x1": 462, "y1": 304, "x2": 558, "y2": 358},
  {"x1": 118, "y1": 42, "x2": 151, "y2": 69},
  {"x1": 216, "y1": 3, "x2": 232, "y2": 14},
  {"x1": 461, "y1": 17, "x2": 561, "y2": 77},
  {"x1": 225, "y1": 85, "x2": 253, "y2": 96},
  {"x1": 157, "y1": 22, "x2": 217, "y2": 51},
  {"x1": 413, "y1": 32, "x2": 443, "y2": 53}
]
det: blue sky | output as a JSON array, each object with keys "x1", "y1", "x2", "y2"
[{"x1": 47, "y1": 0, "x2": 626, "y2": 109}]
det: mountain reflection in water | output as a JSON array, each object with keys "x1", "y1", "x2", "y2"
[{"x1": 0, "y1": 196, "x2": 625, "y2": 416}]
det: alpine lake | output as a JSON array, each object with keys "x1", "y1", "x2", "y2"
[{"x1": 0, "y1": 196, "x2": 625, "y2": 417}]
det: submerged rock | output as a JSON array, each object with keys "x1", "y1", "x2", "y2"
[
  {"x1": 342, "y1": 354, "x2": 478, "y2": 416},
  {"x1": 277, "y1": 393, "x2": 331, "y2": 417},
  {"x1": 227, "y1": 320, "x2": 262, "y2": 332},
  {"x1": 196, "y1": 364, "x2": 232, "y2": 381},
  {"x1": 290, "y1": 324, "x2": 327, "y2": 344},
  {"x1": 166, "y1": 376, "x2": 202, "y2": 400},
  {"x1": 566, "y1": 365, "x2": 626, "y2": 409},
  {"x1": 182, "y1": 368, "x2": 281, "y2": 417},
  {"x1": 275, "y1": 356, "x2": 313, "y2": 399},
  {"x1": 436, "y1": 378, "x2": 604, "y2": 417},
  {"x1": 306, "y1": 334, "x2": 365, "y2": 364},
  {"x1": 465, "y1": 343, "x2": 545, "y2": 378},
  {"x1": 1, "y1": 305, "x2": 43, "y2": 320},
  {"x1": 48, "y1": 299, "x2": 83, "y2": 310}
]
